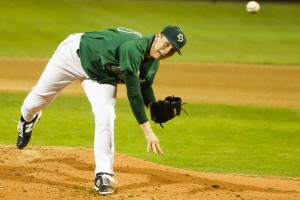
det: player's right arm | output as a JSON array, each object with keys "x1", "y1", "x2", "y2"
[
  {"x1": 122, "y1": 69, "x2": 148, "y2": 124},
  {"x1": 122, "y1": 69, "x2": 163, "y2": 155}
]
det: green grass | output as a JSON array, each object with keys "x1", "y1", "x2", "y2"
[
  {"x1": 0, "y1": 0, "x2": 300, "y2": 64},
  {"x1": 1, "y1": 92, "x2": 299, "y2": 178}
]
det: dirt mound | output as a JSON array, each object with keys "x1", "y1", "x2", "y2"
[{"x1": 0, "y1": 145, "x2": 299, "y2": 200}]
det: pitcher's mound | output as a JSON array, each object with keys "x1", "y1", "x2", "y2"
[{"x1": 0, "y1": 145, "x2": 299, "y2": 200}]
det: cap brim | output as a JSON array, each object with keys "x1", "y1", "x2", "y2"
[{"x1": 168, "y1": 39, "x2": 182, "y2": 56}]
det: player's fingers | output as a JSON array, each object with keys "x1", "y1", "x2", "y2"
[
  {"x1": 156, "y1": 143, "x2": 164, "y2": 155},
  {"x1": 151, "y1": 142, "x2": 158, "y2": 154}
]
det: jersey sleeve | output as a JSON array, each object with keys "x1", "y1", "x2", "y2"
[
  {"x1": 140, "y1": 62, "x2": 158, "y2": 107},
  {"x1": 141, "y1": 86, "x2": 156, "y2": 107},
  {"x1": 122, "y1": 69, "x2": 148, "y2": 124},
  {"x1": 140, "y1": 73, "x2": 156, "y2": 107},
  {"x1": 118, "y1": 40, "x2": 144, "y2": 77}
]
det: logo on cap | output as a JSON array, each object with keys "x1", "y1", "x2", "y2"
[{"x1": 177, "y1": 34, "x2": 184, "y2": 43}]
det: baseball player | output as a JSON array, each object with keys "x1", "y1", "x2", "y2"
[{"x1": 16, "y1": 26, "x2": 187, "y2": 195}]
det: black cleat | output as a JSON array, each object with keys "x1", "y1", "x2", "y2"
[
  {"x1": 17, "y1": 111, "x2": 42, "y2": 149},
  {"x1": 94, "y1": 173, "x2": 118, "y2": 195}
]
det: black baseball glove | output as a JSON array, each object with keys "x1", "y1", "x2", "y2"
[{"x1": 150, "y1": 96, "x2": 187, "y2": 128}]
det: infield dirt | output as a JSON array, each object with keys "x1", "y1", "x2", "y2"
[{"x1": 0, "y1": 59, "x2": 299, "y2": 200}]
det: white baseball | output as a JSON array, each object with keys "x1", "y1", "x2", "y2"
[{"x1": 246, "y1": 1, "x2": 260, "y2": 13}]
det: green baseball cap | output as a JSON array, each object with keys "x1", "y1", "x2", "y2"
[{"x1": 161, "y1": 25, "x2": 187, "y2": 56}]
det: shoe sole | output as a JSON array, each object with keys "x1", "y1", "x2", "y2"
[
  {"x1": 17, "y1": 137, "x2": 31, "y2": 149},
  {"x1": 94, "y1": 185, "x2": 114, "y2": 195},
  {"x1": 99, "y1": 191, "x2": 114, "y2": 195}
]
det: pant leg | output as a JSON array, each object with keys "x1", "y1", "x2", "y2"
[
  {"x1": 81, "y1": 79, "x2": 117, "y2": 175},
  {"x1": 21, "y1": 33, "x2": 87, "y2": 122}
]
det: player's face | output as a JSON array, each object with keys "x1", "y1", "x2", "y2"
[{"x1": 149, "y1": 33, "x2": 176, "y2": 60}]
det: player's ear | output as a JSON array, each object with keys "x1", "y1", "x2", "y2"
[
  {"x1": 156, "y1": 33, "x2": 162, "y2": 39},
  {"x1": 154, "y1": 33, "x2": 162, "y2": 43}
]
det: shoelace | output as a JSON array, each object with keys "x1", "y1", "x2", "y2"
[
  {"x1": 101, "y1": 176, "x2": 109, "y2": 186},
  {"x1": 101, "y1": 174, "x2": 118, "y2": 185}
]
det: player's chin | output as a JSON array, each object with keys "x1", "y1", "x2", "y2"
[
  {"x1": 153, "y1": 53, "x2": 167, "y2": 61},
  {"x1": 151, "y1": 53, "x2": 162, "y2": 60}
]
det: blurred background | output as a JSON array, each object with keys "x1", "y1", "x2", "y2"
[{"x1": 0, "y1": 0, "x2": 299, "y2": 64}]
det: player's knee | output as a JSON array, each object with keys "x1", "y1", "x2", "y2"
[{"x1": 93, "y1": 105, "x2": 116, "y2": 122}]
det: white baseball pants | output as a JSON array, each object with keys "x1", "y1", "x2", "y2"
[{"x1": 20, "y1": 33, "x2": 116, "y2": 175}]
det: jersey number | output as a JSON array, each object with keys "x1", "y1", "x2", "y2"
[{"x1": 117, "y1": 27, "x2": 142, "y2": 37}]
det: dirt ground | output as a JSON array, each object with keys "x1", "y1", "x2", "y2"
[{"x1": 0, "y1": 58, "x2": 300, "y2": 200}]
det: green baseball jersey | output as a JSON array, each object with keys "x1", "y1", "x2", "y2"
[{"x1": 78, "y1": 27, "x2": 159, "y2": 124}]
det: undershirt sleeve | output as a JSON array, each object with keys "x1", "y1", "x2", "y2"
[
  {"x1": 141, "y1": 86, "x2": 156, "y2": 107},
  {"x1": 122, "y1": 69, "x2": 148, "y2": 124}
]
